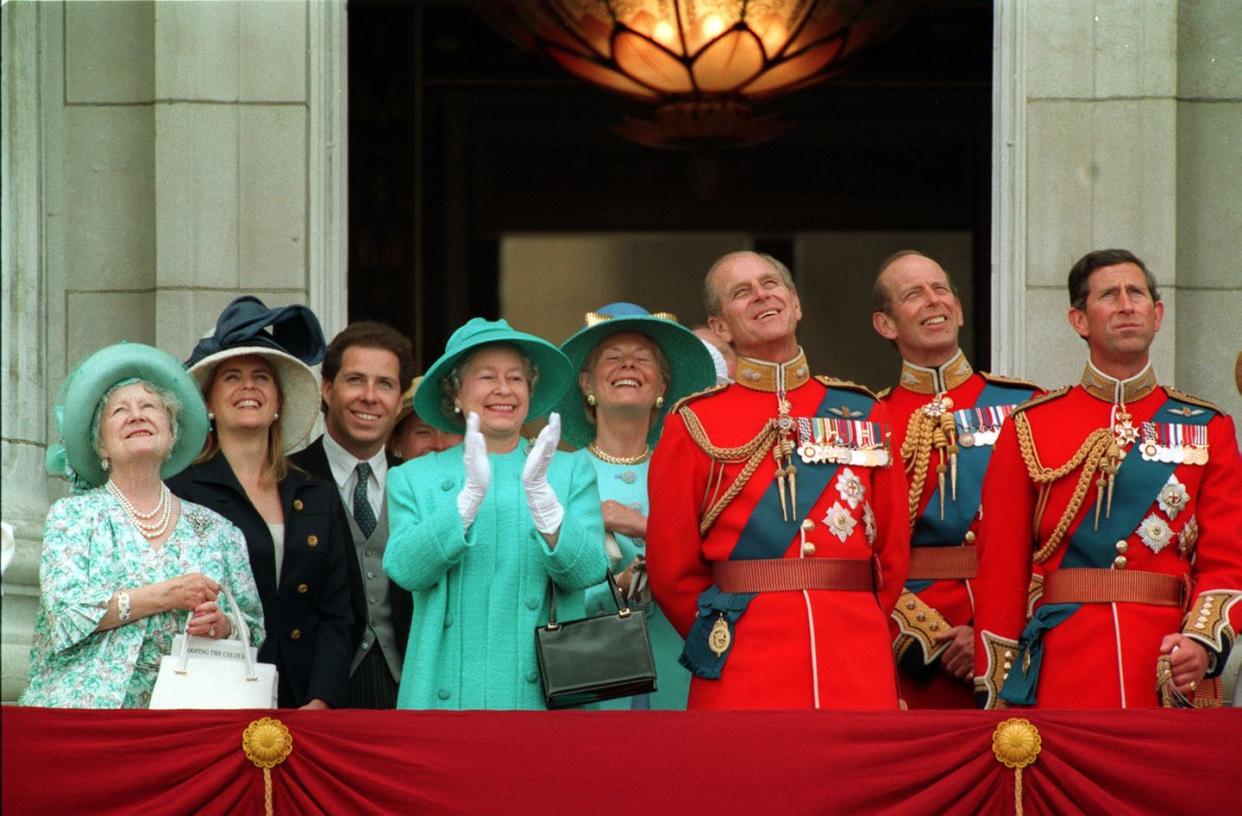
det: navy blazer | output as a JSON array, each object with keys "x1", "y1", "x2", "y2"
[
  {"x1": 167, "y1": 454, "x2": 354, "y2": 708},
  {"x1": 289, "y1": 436, "x2": 413, "y2": 661}
]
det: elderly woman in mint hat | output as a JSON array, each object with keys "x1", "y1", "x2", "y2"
[
  {"x1": 384, "y1": 318, "x2": 607, "y2": 709},
  {"x1": 556, "y1": 303, "x2": 716, "y2": 709},
  {"x1": 167, "y1": 296, "x2": 354, "y2": 710},
  {"x1": 22, "y1": 343, "x2": 263, "y2": 708}
]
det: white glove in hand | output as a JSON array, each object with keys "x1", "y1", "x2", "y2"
[
  {"x1": 457, "y1": 412, "x2": 490, "y2": 529},
  {"x1": 522, "y1": 412, "x2": 564, "y2": 535}
]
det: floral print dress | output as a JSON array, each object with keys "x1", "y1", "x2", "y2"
[{"x1": 20, "y1": 488, "x2": 264, "y2": 708}]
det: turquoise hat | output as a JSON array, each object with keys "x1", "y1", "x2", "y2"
[
  {"x1": 555, "y1": 303, "x2": 716, "y2": 448},
  {"x1": 46, "y1": 342, "x2": 210, "y2": 489},
  {"x1": 415, "y1": 318, "x2": 573, "y2": 434}
]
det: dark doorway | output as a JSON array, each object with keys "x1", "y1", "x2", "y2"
[{"x1": 348, "y1": 0, "x2": 993, "y2": 384}]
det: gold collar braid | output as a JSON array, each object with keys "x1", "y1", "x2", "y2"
[
  {"x1": 735, "y1": 349, "x2": 810, "y2": 392},
  {"x1": 1080, "y1": 362, "x2": 1157, "y2": 404},
  {"x1": 899, "y1": 349, "x2": 973, "y2": 395}
]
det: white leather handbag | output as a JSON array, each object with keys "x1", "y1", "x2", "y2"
[{"x1": 149, "y1": 588, "x2": 277, "y2": 709}]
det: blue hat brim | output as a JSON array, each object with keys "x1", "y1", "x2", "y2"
[
  {"x1": 55, "y1": 343, "x2": 209, "y2": 487},
  {"x1": 555, "y1": 315, "x2": 717, "y2": 448},
  {"x1": 415, "y1": 318, "x2": 573, "y2": 434}
]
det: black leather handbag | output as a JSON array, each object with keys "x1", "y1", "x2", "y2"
[{"x1": 534, "y1": 572, "x2": 657, "y2": 709}]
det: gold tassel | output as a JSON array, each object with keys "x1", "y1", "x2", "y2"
[
  {"x1": 1094, "y1": 475, "x2": 1106, "y2": 530},
  {"x1": 939, "y1": 412, "x2": 959, "y2": 501},
  {"x1": 937, "y1": 462, "x2": 947, "y2": 519}
]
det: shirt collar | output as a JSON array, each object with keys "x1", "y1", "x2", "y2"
[
  {"x1": 321, "y1": 432, "x2": 389, "y2": 489},
  {"x1": 899, "y1": 348, "x2": 972, "y2": 394},
  {"x1": 1080, "y1": 360, "x2": 1157, "y2": 405},
  {"x1": 734, "y1": 347, "x2": 811, "y2": 392}
]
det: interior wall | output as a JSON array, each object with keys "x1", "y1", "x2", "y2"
[{"x1": 500, "y1": 231, "x2": 972, "y2": 393}]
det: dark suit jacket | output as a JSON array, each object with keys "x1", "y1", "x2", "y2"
[
  {"x1": 167, "y1": 454, "x2": 354, "y2": 708},
  {"x1": 288, "y1": 436, "x2": 413, "y2": 662}
]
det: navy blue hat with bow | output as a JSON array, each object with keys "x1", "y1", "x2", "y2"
[
  {"x1": 186, "y1": 295, "x2": 325, "y2": 369},
  {"x1": 185, "y1": 296, "x2": 327, "y2": 452}
]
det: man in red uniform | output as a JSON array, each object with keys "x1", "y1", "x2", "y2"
[
  {"x1": 647, "y1": 251, "x2": 909, "y2": 709},
  {"x1": 973, "y1": 248, "x2": 1242, "y2": 708},
  {"x1": 872, "y1": 251, "x2": 1038, "y2": 708}
]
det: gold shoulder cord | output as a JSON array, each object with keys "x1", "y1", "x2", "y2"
[
  {"x1": 899, "y1": 402, "x2": 959, "y2": 530},
  {"x1": 1013, "y1": 412, "x2": 1115, "y2": 563},
  {"x1": 901, "y1": 410, "x2": 935, "y2": 531},
  {"x1": 679, "y1": 406, "x2": 777, "y2": 536}
]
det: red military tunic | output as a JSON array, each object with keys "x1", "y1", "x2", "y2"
[
  {"x1": 973, "y1": 364, "x2": 1242, "y2": 708},
  {"x1": 647, "y1": 351, "x2": 909, "y2": 710},
  {"x1": 881, "y1": 351, "x2": 1038, "y2": 708}
]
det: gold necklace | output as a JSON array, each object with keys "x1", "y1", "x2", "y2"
[{"x1": 588, "y1": 441, "x2": 651, "y2": 465}]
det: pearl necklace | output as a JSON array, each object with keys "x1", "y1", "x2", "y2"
[
  {"x1": 107, "y1": 479, "x2": 174, "y2": 539},
  {"x1": 587, "y1": 442, "x2": 651, "y2": 466}
]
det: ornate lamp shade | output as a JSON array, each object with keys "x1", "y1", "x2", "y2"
[{"x1": 477, "y1": 0, "x2": 918, "y2": 147}]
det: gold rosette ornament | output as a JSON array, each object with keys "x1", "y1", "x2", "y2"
[
  {"x1": 243, "y1": 717, "x2": 293, "y2": 816},
  {"x1": 992, "y1": 718, "x2": 1041, "y2": 816}
]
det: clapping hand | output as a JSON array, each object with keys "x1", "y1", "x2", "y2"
[
  {"x1": 522, "y1": 412, "x2": 564, "y2": 535},
  {"x1": 457, "y1": 412, "x2": 491, "y2": 529}
]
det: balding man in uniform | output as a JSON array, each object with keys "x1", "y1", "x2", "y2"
[{"x1": 647, "y1": 251, "x2": 909, "y2": 709}]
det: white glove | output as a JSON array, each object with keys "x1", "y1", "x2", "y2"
[
  {"x1": 522, "y1": 412, "x2": 564, "y2": 535},
  {"x1": 456, "y1": 412, "x2": 490, "y2": 529}
]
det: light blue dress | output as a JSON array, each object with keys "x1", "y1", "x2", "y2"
[
  {"x1": 577, "y1": 450, "x2": 690, "y2": 710},
  {"x1": 385, "y1": 444, "x2": 607, "y2": 709},
  {"x1": 21, "y1": 489, "x2": 264, "y2": 709}
]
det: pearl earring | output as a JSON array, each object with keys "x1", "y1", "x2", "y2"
[
  {"x1": 273, "y1": 412, "x2": 280, "y2": 420},
  {"x1": 207, "y1": 411, "x2": 215, "y2": 421},
  {"x1": 586, "y1": 394, "x2": 597, "y2": 406},
  {"x1": 453, "y1": 405, "x2": 462, "y2": 415},
  {"x1": 655, "y1": 396, "x2": 665, "y2": 408},
  {"x1": 101, "y1": 457, "x2": 111, "y2": 473}
]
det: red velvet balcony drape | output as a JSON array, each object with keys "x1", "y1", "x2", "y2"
[{"x1": 3, "y1": 707, "x2": 1239, "y2": 815}]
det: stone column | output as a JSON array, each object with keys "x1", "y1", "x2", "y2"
[
  {"x1": 1, "y1": 0, "x2": 51, "y2": 701},
  {"x1": 0, "y1": 0, "x2": 348, "y2": 702}
]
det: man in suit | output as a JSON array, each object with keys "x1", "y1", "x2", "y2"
[{"x1": 290, "y1": 321, "x2": 416, "y2": 708}]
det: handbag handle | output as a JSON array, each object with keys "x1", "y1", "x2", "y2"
[
  {"x1": 175, "y1": 586, "x2": 259, "y2": 680},
  {"x1": 545, "y1": 570, "x2": 630, "y2": 630}
]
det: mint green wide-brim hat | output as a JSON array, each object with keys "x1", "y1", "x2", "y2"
[
  {"x1": 46, "y1": 342, "x2": 210, "y2": 489},
  {"x1": 415, "y1": 317, "x2": 574, "y2": 434},
  {"x1": 555, "y1": 303, "x2": 717, "y2": 449}
]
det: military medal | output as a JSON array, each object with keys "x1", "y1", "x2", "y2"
[
  {"x1": 959, "y1": 431, "x2": 976, "y2": 448},
  {"x1": 708, "y1": 614, "x2": 731, "y2": 658}
]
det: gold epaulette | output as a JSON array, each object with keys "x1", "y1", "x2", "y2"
[
  {"x1": 980, "y1": 371, "x2": 1041, "y2": 391},
  {"x1": 875, "y1": 386, "x2": 893, "y2": 399},
  {"x1": 1012, "y1": 385, "x2": 1070, "y2": 415},
  {"x1": 1165, "y1": 387, "x2": 1222, "y2": 415},
  {"x1": 669, "y1": 381, "x2": 729, "y2": 414},
  {"x1": 813, "y1": 375, "x2": 878, "y2": 401}
]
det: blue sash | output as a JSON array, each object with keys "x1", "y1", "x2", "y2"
[
  {"x1": 1001, "y1": 396, "x2": 1212, "y2": 704},
  {"x1": 681, "y1": 386, "x2": 878, "y2": 679},
  {"x1": 906, "y1": 382, "x2": 1035, "y2": 594}
]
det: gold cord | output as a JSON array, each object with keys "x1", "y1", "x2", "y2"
[
  {"x1": 899, "y1": 407, "x2": 937, "y2": 531},
  {"x1": 680, "y1": 406, "x2": 778, "y2": 535},
  {"x1": 1014, "y1": 412, "x2": 1115, "y2": 563}
]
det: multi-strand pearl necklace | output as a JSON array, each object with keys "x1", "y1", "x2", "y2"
[{"x1": 106, "y1": 479, "x2": 173, "y2": 539}]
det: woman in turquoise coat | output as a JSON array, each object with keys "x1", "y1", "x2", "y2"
[
  {"x1": 555, "y1": 303, "x2": 716, "y2": 709},
  {"x1": 384, "y1": 318, "x2": 607, "y2": 709}
]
